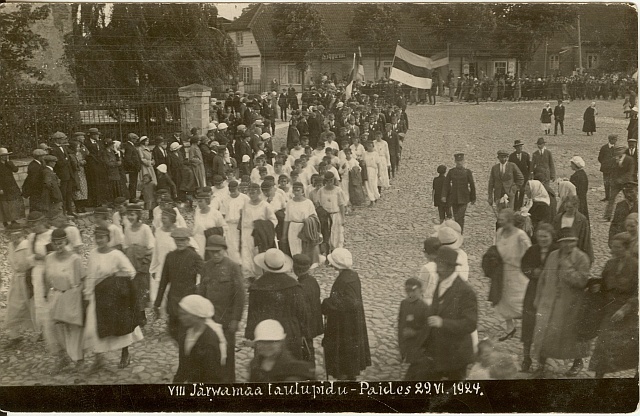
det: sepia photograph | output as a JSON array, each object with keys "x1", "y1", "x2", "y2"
[{"x1": 0, "y1": 1, "x2": 637, "y2": 412}]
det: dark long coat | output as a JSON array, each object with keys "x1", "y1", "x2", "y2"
[
  {"x1": 553, "y1": 211, "x2": 594, "y2": 263},
  {"x1": 154, "y1": 247, "x2": 203, "y2": 319},
  {"x1": 423, "y1": 277, "x2": 477, "y2": 372},
  {"x1": 298, "y1": 272, "x2": 324, "y2": 338},
  {"x1": 570, "y1": 169, "x2": 590, "y2": 220},
  {"x1": 589, "y1": 257, "x2": 639, "y2": 374},
  {"x1": 321, "y1": 269, "x2": 371, "y2": 378},
  {"x1": 174, "y1": 326, "x2": 225, "y2": 383},
  {"x1": 442, "y1": 166, "x2": 476, "y2": 205},
  {"x1": 245, "y1": 272, "x2": 309, "y2": 360},
  {"x1": 520, "y1": 244, "x2": 557, "y2": 345},
  {"x1": 22, "y1": 160, "x2": 45, "y2": 210},
  {"x1": 0, "y1": 160, "x2": 22, "y2": 201},
  {"x1": 582, "y1": 106, "x2": 596, "y2": 133}
]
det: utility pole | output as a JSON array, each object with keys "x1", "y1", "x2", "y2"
[{"x1": 577, "y1": 14, "x2": 583, "y2": 73}]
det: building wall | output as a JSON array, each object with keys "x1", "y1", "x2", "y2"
[{"x1": 227, "y1": 30, "x2": 261, "y2": 58}]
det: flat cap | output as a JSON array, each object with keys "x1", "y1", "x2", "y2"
[
  {"x1": 43, "y1": 155, "x2": 58, "y2": 163},
  {"x1": 50, "y1": 131, "x2": 67, "y2": 140},
  {"x1": 205, "y1": 235, "x2": 227, "y2": 250},
  {"x1": 170, "y1": 227, "x2": 192, "y2": 239},
  {"x1": 32, "y1": 149, "x2": 47, "y2": 157}
]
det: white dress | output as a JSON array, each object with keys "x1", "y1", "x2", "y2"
[
  {"x1": 221, "y1": 193, "x2": 249, "y2": 265},
  {"x1": 374, "y1": 140, "x2": 391, "y2": 188},
  {"x1": 339, "y1": 158, "x2": 360, "y2": 206},
  {"x1": 26, "y1": 229, "x2": 53, "y2": 333},
  {"x1": 240, "y1": 200, "x2": 277, "y2": 279},
  {"x1": 362, "y1": 151, "x2": 381, "y2": 202},
  {"x1": 285, "y1": 198, "x2": 317, "y2": 255},
  {"x1": 494, "y1": 228, "x2": 532, "y2": 320},
  {"x1": 151, "y1": 206, "x2": 187, "y2": 231},
  {"x1": 83, "y1": 249, "x2": 144, "y2": 353},
  {"x1": 193, "y1": 208, "x2": 228, "y2": 258}
]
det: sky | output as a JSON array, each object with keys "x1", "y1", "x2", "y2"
[{"x1": 214, "y1": 3, "x2": 246, "y2": 20}]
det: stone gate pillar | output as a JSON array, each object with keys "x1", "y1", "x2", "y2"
[{"x1": 178, "y1": 84, "x2": 212, "y2": 136}]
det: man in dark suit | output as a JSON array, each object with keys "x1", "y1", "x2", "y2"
[
  {"x1": 41, "y1": 155, "x2": 63, "y2": 219},
  {"x1": 122, "y1": 133, "x2": 142, "y2": 202},
  {"x1": 488, "y1": 150, "x2": 524, "y2": 210},
  {"x1": 553, "y1": 99, "x2": 565, "y2": 135},
  {"x1": 598, "y1": 134, "x2": 618, "y2": 201},
  {"x1": 22, "y1": 149, "x2": 47, "y2": 212},
  {"x1": 152, "y1": 136, "x2": 169, "y2": 177},
  {"x1": 441, "y1": 153, "x2": 476, "y2": 233},
  {"x1": 530, "y1": 137, "x2": 556, "y2": 182},
  {"x1": 422, "y1": 246, "x2": 477, "y2": 380},
  {"x1": 509, "y1": 140, "x2": 531, "y2": 210},
  {"x1": 48, "y1": 131, "x2": 75, "y2": 216},
  {"x1": 625, "y1": 137, "x2": 638, "y2": 176},
  {"x1": 605, "y1": 145, "x2": 636, "y2": 221},
  {"x1": 84, "y1": 127, "x2": 106, "y2": 207}
]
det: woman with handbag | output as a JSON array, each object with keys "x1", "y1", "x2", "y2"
[
  {"x1": 84, "y1": 225, "x2": 143, "y2": 373},
  {"x1": 43, "y1": 228, "x2": 85, "y2": 373}
]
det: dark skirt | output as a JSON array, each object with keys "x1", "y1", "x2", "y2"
[
  {"x1": 529, "y1": 201, "x2": 550, "y2": 230},
  {"x1": 589, "y1": 299, "x2": 639, "y2": 374},
  {"x1": 132, "y1": 272, "x2": 150, "y2": 312},
  {"x1": 521, "y1": 279, "x2": 538, "y2": 344},
  {"x1": 349, "y1": 169, "x2": 367, "y2": 206}
]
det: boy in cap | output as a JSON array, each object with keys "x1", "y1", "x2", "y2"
[
  {"x1": 93, "y1": 206, "x2": 124, "y2": 250},
  {"x1": 292, "y1": 254, "x2": 323, "y2": 365},
  {"x1": 398, "y1": 277, "x2": 430, "y2": 381}
]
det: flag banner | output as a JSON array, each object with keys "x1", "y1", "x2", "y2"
[
  {"x1": 390, "y1": 44, "x2": 432, "y2": 89},
  {"x1": 429, "y1": 49, "x2": 450, "y2": 69},
  {"x1": 346, "y1": 52, "x2": 356, "y2": 99},
  {"x1": 356, "y1": 46, "x2": 365, "y2": 82}
]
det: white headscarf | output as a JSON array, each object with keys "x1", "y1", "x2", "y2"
[
  {"x1": 527, "y1": 180, "x2": 550, "y2": 206},
  {"x1": 557, "y1": 180, "x2": 577, "y2": 211},
  {"x1": 179, "y1": 295, "x2": 227, "y2": 365}
]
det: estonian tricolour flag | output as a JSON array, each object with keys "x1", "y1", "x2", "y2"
[{"x1": 390, "y1": 45, "x2": 449, "y2": 89}]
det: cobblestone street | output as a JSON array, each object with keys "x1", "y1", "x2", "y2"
[{"x1": 0, "y1": 98, "x2": 635, "y2": 385}]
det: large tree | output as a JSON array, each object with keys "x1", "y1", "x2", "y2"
[
  {"x1": 64, "y1": 4, "x2": 239, "y2": 93},
  {"x1": 492, "y1": 4, "x2": 578, "y2": 70},
  {"x1": 271, "y1": 4, "x2": 329, "y2": 89},
  {"x1": 349, "y1": 4, "x2": 399, "y2": 80},
  {"x1": 412, "y1": 4, "x2": 497, "y2": 47},
  {"x1": 0, "y1": 4, "x2": 50, "y2": 80}
]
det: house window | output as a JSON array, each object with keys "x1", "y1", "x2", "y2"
[
  {"x1": 279, "y1": 64, "x2": 302, "y2": 85},
  {"x1": 494, "y1": 61, "x2": 507, "y2": 75},
  {"x1": 240, "y1": 67, "x2": 253, "y2": 84},
  {"x1": 549, "y1": 54, "x2": 560, "y2": 70},
  {"x1": 587, "y1": 53, "x2": 599, "y2": 69},
  {"x1": 382, "y1": 61, "x2": 393, "y2": 79},
  {"x1": 235, "y1": 31, "x2": 243, "y2": 46}
]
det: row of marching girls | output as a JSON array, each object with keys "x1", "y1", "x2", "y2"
[{"x1": 2, "y1": 211, "x2": 144, "y2": 374}]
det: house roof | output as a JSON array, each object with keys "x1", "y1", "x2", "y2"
[{"x1": 225, "y1": 4, "x2": 261, "y2": 31}]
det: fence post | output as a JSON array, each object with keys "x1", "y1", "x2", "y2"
[{"x1": 178, "y1": 84, "x2": 212, "y2": 135}]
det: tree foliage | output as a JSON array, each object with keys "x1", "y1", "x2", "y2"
[
  {"x1": 412, "y1": 4, "x2": 497, "y2": 48},
  {"x1": 64, "y1": 4, "x2": 239, "y2": 93},
  {"x1": 271, "y1": 4, "x2": 329, "y2": 78},
  {"x1": 492, "y1": 4, "x2": 578, "y2": 65},
  {"x1": 349, "y1": 4, "x2": 399, "y2": 80},
  {"x1": 0, "y1": 4, "x2": 50, "y2": 80}
]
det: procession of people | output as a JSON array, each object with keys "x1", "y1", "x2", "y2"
[{"x1": 1, "y1": 75, "x2": 638, "y2": 384}]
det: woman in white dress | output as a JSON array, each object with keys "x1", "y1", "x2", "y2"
[
  {"x1": 283, "y1": 182, "x2": 318, "y2": 256},
  {"x1": 240, "y1": 183, "x2": 277, "y2": 280},
  {"x1": 193, "y1": 191, "x2": 228, "y2": 259},
  {"x1": 338, "y1": 148, "x2": 360, "y2": 210},
  {"x1": 25, "y1": 211, "x2": 53, "y2": 339},
  {"x1": 362, "y1": 141, "x2": 381, "y2": 206},
  {"x1": 136, "y1": 136, "x2": 157, "y2": 185},
  {"x1": 84, "y1": 226, "x2": 143, "y2": 372},
  {"x1": 494, "y1": 208, "x2": 532, "y2": 341},
  {"x1": 123, "y1": 205, "x2": 155, "y2": 326},
  {"x1": 43, "y1": 228, "x2": 84, "y2": 373},
  {"x1": 373, "y1": 131, "x2": 391, "y2": 190},
  {"x1": 221, "y1": 180, "x2": 249, "y2": 265}
]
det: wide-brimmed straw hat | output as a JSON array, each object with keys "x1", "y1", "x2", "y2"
[
  {"x1": 254, "y1": 248, "x2": 293, "y2": 273},
  {"x1": 327, "y1": 248, "x2": 353, "y2": 270}
]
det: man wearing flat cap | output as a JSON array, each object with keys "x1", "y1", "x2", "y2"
[
  {"x1": 84, "y1": 128, "x2": 107, "y2": 207},
  {"x1": 123, "y1": 133, "x2": 142, "y2": 203},
  {"x1": 48, "y1": 132, "x2": 75, "y2": 216},
  {"x1": 441, "y1": 153, "x2": 476, "y2": 233},
  {"x1": 41, "y1": 155, "x2": 63, "y2": 219},
  {"x1": 488, "y1": 150, "x2": 524, "y2": 209},
  {"x1": 22, "y1": 149, "x2": 47, "y2": 212},
  {"x1": 605, "y1": 144, "x2": 636, "y2": 221},
  {"x1": 625, "y1": 136, "x2": 638, "y2": 176},
  {"x1": 420, "y1": 246, "x2": 477, "y2": 380},
  {"x1": 598, "y1": 135, "x2": 619, "y2": 202},
  {"x1": 197, "y1": 235, "x2": 245, "y2": 382}
]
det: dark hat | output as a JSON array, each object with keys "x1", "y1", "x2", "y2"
[
  {"x1": 198, "y1": 186, "x2": 212, "y2": 194},
  {"x1": 436, "y1": 246, "x2": 459, "y2": 266},
  {"x1": 623, "y1": 181, "x2": 638, "y2": 189},
  {"x1": 405, "y1": 277, "x2": 423, "y2": 290},
  {"x1": 155, "y1": 136, "x2": 166, "y2": 144},
  {"x1": 324, "y1": 171, "x2": 335, "y2": 180},
  {"x1": 557, "y1": 227, "x2": 578, "y2": 242},
  {"x1": 94, "y1": 225, "x2": 111, "y2": 236},
  {"x1": 88, "y1": 128, "x2": 101, "y2": 135},
  {"x1": 292, "y1": 253, "x2": 312, "y2": 271},
  {"x1": 248, "y1": 183, "x2": 261, "y2": 192},
  {"x1": 127, "y1": 133, "x2": 139, "y2": 141},
  {"x1": 292, "y1": 181, "x2": 305, "y2": 189},
  {"x1": 629, "y1": 137, "x2": 638, "y2": 143},
  {"x1": 93, "y1": 207, "x2": 110, "y2": 215},
  {"x1": 205, "y1": 235, "x2": 227, "y2": 251},
  {"x1": 260, "y1": 181, "x2": 274, "y2": 191},
  {"x1": 72, "y1": 132, "x2": 86, "y2": 138},
  {"x1": 51, "y1": 228, "x2": 67, "y2": 241},
  {"x1": 159, "y1": 194, "x2": 173, "y2": 203},
  {"x1": 27, "y1": 211, "x2": 45, "y2": 222},
  {"x1": 497, "y1": 150, "x2": 509, "y2": 156},
  {"x1": 196, "y1": 192, "x2": 211, "y2": 200},
  {"x1": 513, "y1": 139, "x2": 524, "y2": 147},
  {"x1": 170, "y1": 227, "x2": 192, "y2": 239},
  {"x1": 161, "y1": 207, "x2": 177, "y2": 218},
  {"x1": 126, "y1": 204, "x2": 142, "y2": 212},
  {"x1": 5, "y1": 222, "x2": 25, "y2": 234},
  {"x1": 454, "y1": 152, "x2": 465, "y2": 161},
  {"x1": 536, "y1": 137, "x2": 546, "y2": 145},
  {"x1": 50, "y1": 131, "x2": 67, "y2": 140},
  {"x1": 43, "y1": 155, "x2": 58, "y2": 163},
  {"x1": 212, "y1": 175, "x2": 224, "y2": 184},
  {"x1": 114, "y1": 197, "x2": 127, "y2": 205},
  {"x1": 228, "y1": 180, "x2": 239, "y2": 189}
]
